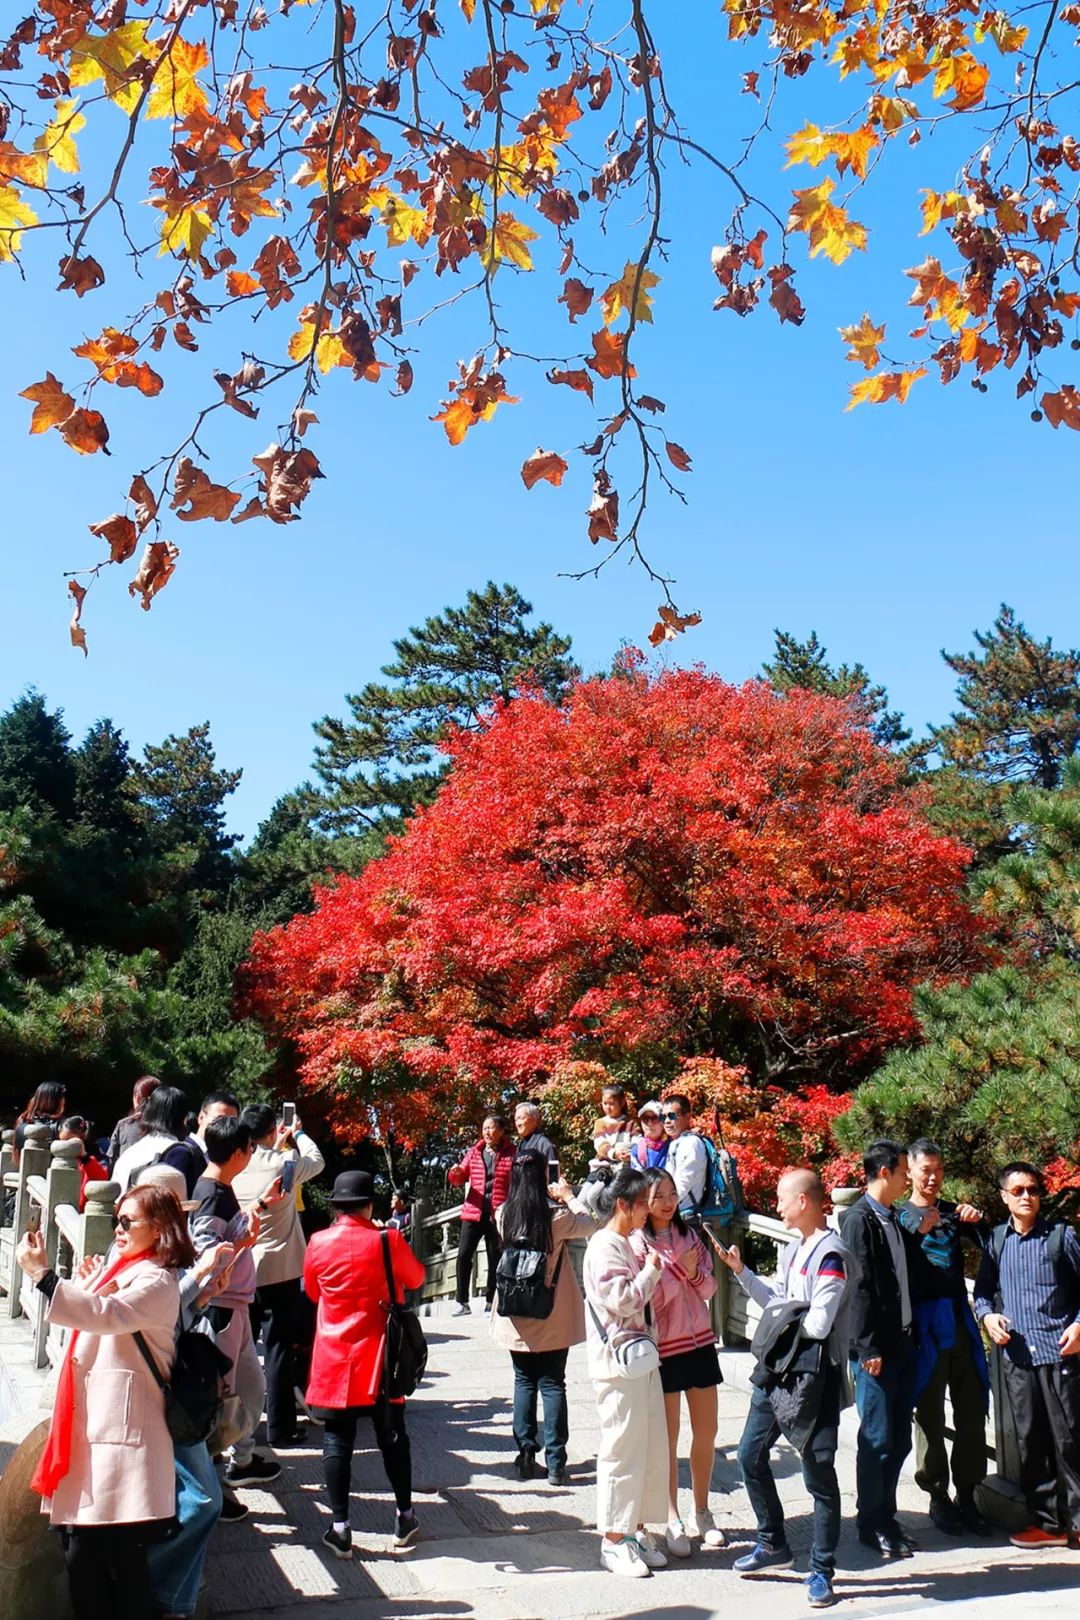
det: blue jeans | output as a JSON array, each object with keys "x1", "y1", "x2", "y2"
[
  {"x1": 511, "y1": 1348, "x2": 569, "y2": 1473},
  {"x1": 852, "y1": 1334, "x2": 918, "y2": 1533},
  {"x1": 737, "y1": 1384, "x2": 841, "y2": 1576},
  {"x1": 147, "y1": 1442, "x2": 222, "y2": 1618}
]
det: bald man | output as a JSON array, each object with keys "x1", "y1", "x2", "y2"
[{"x1": 715, "y1": 1170, "x2": 852, "y2": 1610}]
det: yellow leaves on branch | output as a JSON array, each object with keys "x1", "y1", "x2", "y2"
[
  {"x1": 906, "y1": 256, "x2": 969, "y2": 330},
  {"x1": 785, "y1": 123, "x2": 879, "y2": 181},
  {"x1": 840, "y1": 314, "x2": 886, "y2": 370},
  {"x1": 847, "y1": 368, "x2": 927, "y2": 410},
  {"x1": 287, "y1": 316, "x2": 347, "y2": 374},
  {"x1": 145, "y1": 38, "x2": 210, "y2": 122},
  {"x1": 787, "y1": 179, "x2": 867, "y2": 265},
  {"x1": 155, "y1": 197, "x2": 214, "y2": 261},
  {"x1": 68, "y1": 23, "x2": 157, "y2": 117},
  {"x1": 35, "y1": 100, "x2": 86, "y2": 176},
  {"x1": 932, "y1": 52, "x2": 990, "y2": 112},
  {"x1": 482, "y1": 211, "x2": 539, "y2": 271},
  {"x1": 0, "y1": 184, "x2": 37, "y2": 262},
  {"x1": 974, "y1": 11, "x2": 1029, "y2": 53},
  {"x1": 600, "y1": 262, "x2": 661, "y2": 326}
]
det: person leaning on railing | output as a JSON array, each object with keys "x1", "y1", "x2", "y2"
[{"x1": 16, "y1": 1180, "x2": 190, "y2": 1620}]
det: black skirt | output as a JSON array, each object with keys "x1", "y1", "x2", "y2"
[{"x1": 659, "y1": 1342, "x2": 723, "y2": 1394}]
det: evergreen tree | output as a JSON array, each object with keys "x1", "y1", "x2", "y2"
[
  {"x1": 312, "y1": 582, "x2": 578, "y2": 835},
  {"x1": 762, "y1": 629, "x2": 910, "y2": 749},
  {"x1": 0, "y1": 692, "x2": 76, "y2": 818},
  {"x1": 239, "y1": 790, "x2": 372, "y2": 924},
  {"x1": 932, "y1": 605, "x2": 1080, "y2": 790},
  {"x1": 130, "y1": 722, "x2": 242, "y2": 905},
  {"x1": 74, "y1": 720, "x2": 138, "y2": 840}
]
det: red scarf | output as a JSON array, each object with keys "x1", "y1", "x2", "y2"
[{"x1": 31, "y1": 1248, "x2": 153, "y2": 1499}]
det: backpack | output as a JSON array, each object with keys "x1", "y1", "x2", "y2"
[
  {"x1": 988, "y1": 1220, "x2": 1075, "y2": 1314},
  {"x1": 693, "y1": 1125, "x2": 746, "y2": 1225},
  {"x1": 134, "y1": 1326, "x2": 233, "y2": 1447},
  {"x1": 380, "y1": 1230, "x2": 428, "y2": 1399},
  {"x1": 496, "y1": 1242, "x2": 565, "y2": 1320}
]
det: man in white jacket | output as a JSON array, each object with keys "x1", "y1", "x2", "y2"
[
  {"x1": 715, "y1": 1169, "x2": 853, "y2": 1611},
  {"x1": 234, "y1": 1103, "x2": 325, "y2": 1447},
  {"x1": 661, "y1": 1095, "x2": 708, "y2": 1220}
]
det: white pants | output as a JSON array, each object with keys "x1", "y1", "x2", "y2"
[
  {"x1": 594, "y1": 1371, "x2": 670, "y2": 1535},
  {"x1": 216, "y1": 1305, "x2": 266, "y2": 1467}
]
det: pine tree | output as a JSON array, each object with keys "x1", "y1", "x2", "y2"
[
  {"x1": 932, "y1": 605, "x2": 1080, "y2": 789},
  {"x1": 762, "y1": 629, "x2": 910, "y2": 749},
  {"x1": 0, "y1": 692, "x2": 76, "y2": 818},
  {"x1": 130, "y1": 723, "x2": 242, "y2": 903},
  {"x1": 312, "y1": 582, "x2": 578, "y2": 836}
]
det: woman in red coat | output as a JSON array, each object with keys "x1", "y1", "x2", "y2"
[
  {"x1": 304, "y1": 1170, "x2": 426, "y2": 1561},
  {"x1": 447, "y1": 1114, "x2": 515, "y2": 1315}
]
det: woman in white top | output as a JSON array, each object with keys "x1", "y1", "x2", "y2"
[
  {"x1": 582, "y1": 1163, "x2": 670, "y2": 1579},
  {"x1": 112, "y1": 1084, "x2": 189, "y2": 1192}
]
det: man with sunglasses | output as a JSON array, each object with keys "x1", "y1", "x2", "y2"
[
  {"x1": 974, "y1": 1161, "x2": 1080, "y2": 1549},
  {"x1": 660, "y1": 1095, "x2": 708, "y2": 1223}
]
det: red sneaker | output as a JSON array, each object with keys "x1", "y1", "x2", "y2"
[{"x1": 1010, "y1": 1526, "x2": 1069, "y2": 1548}]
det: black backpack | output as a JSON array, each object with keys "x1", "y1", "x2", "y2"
[
  {"x1": 495, "y1": 1242, "x2": 565, "y2": 1320},
  {"x1": 134, "y1": 1327, "x2": 233, "y2": 1447},
  {"x1": 988, "y1": 1220, "x2": 1076, "y2": 1313},
  {"x1": 381, "y1": 1230, "x2": 428, "y2": 1399}
]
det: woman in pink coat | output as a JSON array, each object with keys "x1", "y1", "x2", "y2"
[
  {"x1": 16, "y1": 1180, "x2": 188, "y2": 1620},
  {"x1": 304, "y1": 1170, "x2": 426, "y2": 1561}
]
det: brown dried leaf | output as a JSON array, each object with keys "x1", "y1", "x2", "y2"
[
  {"x1": 648, "y1": 603, "x2": 702, "y2": 646},
  {"x1": 129, "y1": 474, "x2": 157, "y2": 531},
  {"x1": 665, "y1": 440, "x2": 692, "y2": 472},
  {"x1": 58, "y1": 408, "x2": 109, "y2": 455},
  {"x1": 547, "y1": 366, "x2": 594, "y2": 401},
  {"x1": 171, "y1": 457, "x2": 241, "y2": 522},
  {"x1": 129, "y1": 541, "x2": 179, "y2": 611},
  {"x1": 57, "y1": 253, "x2": 105, "y2": 296},
  {"x1": 88, "y1": 513, "x2": 137, "y2": 563},
  {"x1": 521, "y1": 448, "x2": 568, "y2": 489},
  {"x1": 247, "y1": 441, "x2": 323, "y2": 524},
  {"x1": 394, "y1": 359, "x2": 414, "y2": 395},
  {"x1": 587, "y1": 472, "x2": 618, "y2": 543},
  {"x1": 558, "y1": 276, "x2": 593, "y2": 322},
  {"x1": 68, "y1": 580, "x2": 87, "y2": 657},
  {"x1": 21, "y1": 372, "x2": 75, "y2": 434}
]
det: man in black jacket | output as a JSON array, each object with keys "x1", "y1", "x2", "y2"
[{"x1": 841, "y1": 1139, "x2": 932, "y2": 1559}]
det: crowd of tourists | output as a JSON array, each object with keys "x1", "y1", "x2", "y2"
[{"x1": 7, "y1": 1077, "x2": 1080, "y2": 1616}]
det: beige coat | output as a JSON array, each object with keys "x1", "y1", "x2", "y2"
[
  {"x1": 492, "y1": 1203, "x2": 596, "y2": 1355},
  {"x1": 43, "y1": 1259, "x2": 179, "y2": 1527},
  {"x1": 232, "y1": 1132, "x2": 325, "y2": 1286}
]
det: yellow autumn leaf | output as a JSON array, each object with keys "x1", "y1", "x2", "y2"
[
  {"x1": 787, "y1": 179, "x2": 868, "y2": 265},
  {"x1": 145, "y1": 37, "x2": 211, "y2": 122},
  {"x1": 839, "y1": 313, "x2": 886, "y2": 370},
  {"x1": 832, "y1": 126, "x2": 878, "y2": 181},
  {"x1": 382, "y1": 197, "x2": 431, "y2": 248},
  {"x1": 0, "y1": 184, "x2": 38, "y2": 262},
  {"x1": 35, "y1": 100, "x2": 86, "y2": 176},
  {"x1": 460, "y1": 0, "x2": 477, "y2": 18},
  {"x1": 482, "y1": 212, "x2": 539, "y2": 271},
  {"x1": 601, "y1": 261, "x2": 661, "y2": 325},
  {"x1": 0, "y1": 143, "x2": 49, "y2": 189},
  {"x1": 974, "y1": 12, "x2": 1029, "y2": 52},
  {"x1": 287, "y1": 321, "x2": 347, "y2": 374},
  {"x1": 69, "y1": 23, "x2": 158, "y2": 117},
  {"x1": 846, "y1": 368, "x2": 927, "y2": 410},
  {"x1": 785, "y1": 124, "x2": 832, "y2": 168},
  {"x1": 156, "y1": 200, "x2": 213, "y2": 260}
]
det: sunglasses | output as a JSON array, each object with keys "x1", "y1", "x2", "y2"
[
  {"x1": 660, "y1": 1112, "x2": 682, "y2": 1122},
  {"x1": 1005, "y1": 1186, "x2": 1041, "y2": 1198},
  {"x1": 112, "y1": 1213, "x2": 146, "y2": 1231}
]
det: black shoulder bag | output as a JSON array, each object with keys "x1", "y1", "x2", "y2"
[
  {"x1": 381, "y1": 1230, "x2": 428, "y2": 1399},
  {"x1": 134, "y1": 1326, "x2": 233, "y2": 1447}
]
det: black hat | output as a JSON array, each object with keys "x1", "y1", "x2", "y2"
[{"x1": 330, "y1": 1170, "x2": 375, "y2": 1207}]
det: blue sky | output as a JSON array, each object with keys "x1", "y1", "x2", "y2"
[{"x1": 1, "y1": 8, "x2": 1075, "y2": 840}]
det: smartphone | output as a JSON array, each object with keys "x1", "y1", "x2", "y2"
[
  {"x1": 27, "y1": 1206, "x2": 41, "y2": 1235},
  {"x1": 548, "y1": 1159, "x2": 560, "y2": 1185},
  {"x1": 279, "y1": 1159, "x2": 296, "y2": 1197},
  {"x1": 281, "y1": 1101, "x2": 296, "y2": 1130}
]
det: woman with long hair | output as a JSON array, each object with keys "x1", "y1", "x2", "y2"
[
  {"x1": 493, "y1": 1150, "x2": 596, "y2": 1484},
  {"x1": 304, "y1": 1170, "x2": 426, "y2": 1559},
  {"x1": 582, "y1": 1163, "x2": 669, "y2": 1579},
  {"x1": 107, "y1": 1076, "x2": 161, "y2": 1169},
  {"x1": 16, "y1": 1181, "x2": 189, "y2": 1620},
  {"x1": 631, "y1": 1166, "x2": 725, "y2": 1557},
  {"x1": 112, "y1": 1084, "x2": 189, "y2": 1193},
  {"x1": 13, "y1": 1080, "x2": 68, "y2": 1164}
]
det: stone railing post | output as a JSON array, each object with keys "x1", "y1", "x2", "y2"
[
  {"x1": 6, "y1": 1124, "x2": 51, "y2": 1319},
  {"x1": 31, "y1": 1142, "x2": 82, "y2": 1367},
  {"x1": 82, "y1": 1179, "x2": 119, "y2": 1268},
  {"x1": 0, "y1": 1129, "x2": 14, "y2": 1223}
]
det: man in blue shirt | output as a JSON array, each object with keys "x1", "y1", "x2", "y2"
[{"x1": 974, "y1": 1161, "x2": 1080, "y2": 1549}]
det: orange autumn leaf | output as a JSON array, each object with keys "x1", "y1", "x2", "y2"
[
  {"x1": 521, "y1": 448, "x2": 569, "y2": 488},
  {"x1": 1040, "y1": 387, "x2": 1080, "y2": 430},
  {"x1": 846, "y1": 367, "x2": 927, "y2": 410},
  {"x1": 58, "y1": 407, "x2": 109, "y2": 454},
  {"x1": 20, "y1": 372, "x2": 75, "y2": 434},
  {"x1": 839, "y1": 313, "x2": 886, "y2": 369},
  {"x1": 586, "y1": 329, "x2": 636, "y2": 379},
  {"x1": 547, "y1": 366, "x2": 594, "y2": 400},
  {"x1": 787, "y1": 179, "x2": 868, "y2": 264}
]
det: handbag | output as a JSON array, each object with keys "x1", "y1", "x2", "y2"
[
  {"x1": 133, "y1": 1326, "x2": 233, "y2": 1447},
  {"x1": 495, "y1": 1242, "x2": 565, "y2": 1319},
  {"x1": 381, "y1": 1230, "x2": 428, "y2": 1399},
  {"x1": 587, "y1": 1299, "x2": 660, "y2": 1381}
]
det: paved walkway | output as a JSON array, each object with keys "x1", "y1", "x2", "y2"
[{"x1": 209, "y1": 1314, "x2": 1080, "y2": 1620}]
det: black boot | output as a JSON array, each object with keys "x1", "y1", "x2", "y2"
[
  {"x1": 956, "y1": 1490, "x2": 993, "y2": 1537},
  {"x1": 929, "y1": 1494, "x2": 964, "y2": 1535},
  {"x1": 514, "y1": 1447, "x2": 536, "y2": 1480}
]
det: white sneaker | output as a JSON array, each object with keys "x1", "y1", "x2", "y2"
[
  {"x1": 450, "y1": 1303, "x2": 471, "y2": 1317},
  {"x1": 635, "y1": 1531, "x2": 669, "y2": 1569},
  {"x1": 601, "y1": 1537, "x2": 651, "y2": 1578},
  {"x1": 666, "y1": 1518, "x2": 692, "y2": 1558},
  {"x1": 694, "y1": 1506, "x2": 727, "y2": 1548}
]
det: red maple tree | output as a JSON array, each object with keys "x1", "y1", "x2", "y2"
[{"x1": 243, "y1": 659, "x2": 986, "y2": 1149}]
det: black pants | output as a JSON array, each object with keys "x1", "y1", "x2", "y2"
[
  {"x1": 1002, "y1": 1357, "x2": 1080, "y2": 1531},
  {"x1": 60, "y1": 1524, "x2": 159, "y2": 1620},
  {"x1": 456, "y1": 1213, "x2": 499, "y2": 1305},
  {"x1": 250, "y1": 1277, "x2": 302, "y2": 1442},
  {"x1": 322, "y1": 1400, "x2": 412, "y2": 1520}
]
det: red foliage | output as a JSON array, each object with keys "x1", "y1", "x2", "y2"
[{"x1": 244, "y1": 663, "x2": 985, "y2": 1146}]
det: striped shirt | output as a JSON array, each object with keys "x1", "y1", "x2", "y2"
[{"x1": 974, "y1": 1219, "x2": 1080, "y2": 1368}]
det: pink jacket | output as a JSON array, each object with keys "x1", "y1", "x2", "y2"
[
  {"x1": 43, "y1": 1259, "x2": 179, "y2": 1527},
  {"x1": 630, "y1": 1224, "x2": 716, "y2": 1359}
]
